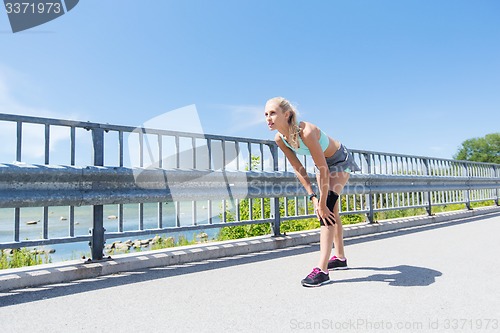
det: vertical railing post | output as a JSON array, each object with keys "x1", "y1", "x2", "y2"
[
  {"x1": 423, "y1": 158, "x2": 433, "y2": 216},
  {"x1": 16, "y1": 121, "x2": 22, "y2": 162},
  {"x1": 44, "y1": 124, "x2": 50, "y2": 165},
  {"x1": 364, "y1": 153, "x2": 375, "y2": 223},
  {"x1": 495, "y1": 165, "x2": 499, "y2": 206},
  {"x1": 90, "y1": 127, "x2": 105, "y2": 261},
  {"x1": 463, "y1": 162, "x2": 472, "y2": 210},
  {"x1": 270, "y1": 143, "x2": 282, "y2": 236}
]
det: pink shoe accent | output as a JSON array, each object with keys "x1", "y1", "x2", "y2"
[{"x1": 306, "y1": 268, "x2": 322, "y2": 279}]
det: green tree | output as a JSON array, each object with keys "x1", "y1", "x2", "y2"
[{"x1": 454, "y1": 133, "x2": 500, "y2": 164}]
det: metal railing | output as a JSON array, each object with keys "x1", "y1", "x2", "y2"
[{"x1": 0, "y1": 113, "x2": 499, "y2": 260}]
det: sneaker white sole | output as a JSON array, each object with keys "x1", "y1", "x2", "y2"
[
  {"x1": 301, "y1": 280, "x2": 331, "y2": 287},
  {"x1": 328, "y1": 266, "x2": 349, "y2": 271}
]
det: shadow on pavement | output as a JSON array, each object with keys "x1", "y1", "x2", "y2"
[{"x1": 333, "y1": 265, "x2": 443, "y2": 287}]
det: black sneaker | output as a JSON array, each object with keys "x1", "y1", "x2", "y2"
[
  {"x1": 301, "y1": 267, "x2": 330, "y2": 287},
  {"x1": 327, "y1": 256, "x2": 348, "y2": 270}
]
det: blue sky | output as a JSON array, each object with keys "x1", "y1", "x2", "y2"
[{"x1": 1, "y1": 0, "x2": 499, "y2": 160}]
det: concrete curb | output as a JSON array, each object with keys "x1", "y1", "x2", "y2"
[{"x1": 1, "y1": 206, "x2": 499, "y2": 292}]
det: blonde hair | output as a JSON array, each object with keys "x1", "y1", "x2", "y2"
[{"x1": 267, "y1": 97, "x2": 300, "y2": 149}]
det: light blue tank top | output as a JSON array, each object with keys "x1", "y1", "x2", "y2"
[{"x1": 280, "y1": 126, "x2": 330, "y2": 156}]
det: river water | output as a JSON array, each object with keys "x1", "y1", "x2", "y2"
[{"x1": 0, "y1": 202, "x2": 224, "y2": 263}]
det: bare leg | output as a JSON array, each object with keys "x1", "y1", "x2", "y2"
[
  {"x1": 318, "y1": 225, "x2": 335, "y2": 272},
  {"x1": 317, "y1": 171, "x2": 350, "y2": 272}
]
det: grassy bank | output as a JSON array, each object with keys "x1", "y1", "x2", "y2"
[{"x1": 0, "y1": 248, "x2": 51, "y2": 269}]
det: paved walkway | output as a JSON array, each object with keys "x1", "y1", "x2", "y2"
[{"x1": 1, "y1": 211, "x2": 500, "y2": 332}]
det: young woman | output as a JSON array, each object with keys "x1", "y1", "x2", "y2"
[{"x1": 264, "y1": 97, "x2": 360, "y2": 287}]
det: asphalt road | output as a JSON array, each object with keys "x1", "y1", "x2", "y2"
[{"x1": 1, "y1": 212, "x2": 499, "y2": 333}]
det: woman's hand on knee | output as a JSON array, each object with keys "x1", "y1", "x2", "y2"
[{"x1": 316, "y1": 202, "x2": 336, "y2": 226}]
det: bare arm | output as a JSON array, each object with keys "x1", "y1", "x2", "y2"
[
  {"x1": 297, "y1": 122, "x2": 336, "y2": 225},
  {"x1": 274, "y1": 132, "x2": 316, "y2": 196},
  {"x1": 274, "y1": 127, "x2": 335, "y2": 225},
  {"x1": 299, "y1": 123, "x2": 330, "y2": 206}
]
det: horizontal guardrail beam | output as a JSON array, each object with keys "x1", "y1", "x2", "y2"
[
  {"x1": 347, "y1": 174, "x2": 500, "y2": 194},
  {"x1": 0, "y1": 164, "x2": 304, "y2": 207},
  {"x1": 0, "y1": 163, "x2": 498, "y2": 208}
]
